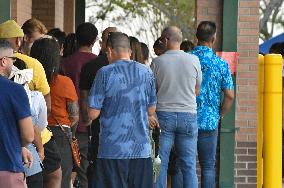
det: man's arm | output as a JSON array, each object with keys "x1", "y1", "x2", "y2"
[
  {"x1": 33, "y1": 126, "x2": 44, "y2": 161},
  {"x1": 88, "y1": 108, "x2": 101, "y2": 120},
  {"x1": 44, "y1": 93, "x2": 51, "y2": 115},
  {"x1": 220, "y1": 89, "x2": 234, "y2": 118},
  {"x1": 67, "y1": 101, "x2": 79, "y2": 127},
  {"x1": 18, "y1": 117, "x2": 34, "y2": 147},
  {"x1": 148, "y1": 106, "x2": 159, "y2": 129},
  {"x1": 80, "y1": 90, "x2": 92, "y2": 126}
]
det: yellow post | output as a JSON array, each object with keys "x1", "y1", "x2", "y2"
[
  {"x1": 257, "y1": 54, "x2": 264, "y2": 188},
  {"x1": 263, "y1": 54, "x2": 282, "y2": 188}
]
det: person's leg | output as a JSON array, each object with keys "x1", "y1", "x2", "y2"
[
  {"x1": 76, "y1": 132, "x2": 90, "y2": 188},
  {"x1": 51, "y1": 127, "x2": 73, "y2": 188},
  {"x1": 26, "y1": 172, "x2": 43, "y2": 188},
  {"x1": 171, "y1": 169, "x2": 183, "y2": 188},
  {"x1": 197, "y1": 129, "x2": 218, "y2": 188},
  {"x1": 42, "y1": 137, "x2": 62, "y2": 188},
  {"x1": 156, "y1": 111, "x2": 177, "y2": 188},
  {"x1": 175, "y1": 112, "x2": 198, "y2": 188},
  {"x1": 44, "y1": 167, "x2": 62, "y2": 188},
  {"x1": 92, "y1": 159, "x2": 128, "y2": 188},
  {"x1": 0, "y1": 171, "x2": 26, "y2": 188},
  {"x1": 129, "y1": 158, "x2": 153, "y2": 188}
]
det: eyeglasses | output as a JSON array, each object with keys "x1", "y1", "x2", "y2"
[{"x1": 0, "y1": 56, "x2": 17, "y2": 63}]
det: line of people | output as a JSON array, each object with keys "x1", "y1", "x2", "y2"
[{"x1": 0, "y1": 18, "x2": 234, "y2": 188}]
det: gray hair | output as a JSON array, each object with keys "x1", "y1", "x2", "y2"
[
  {"x1": 162, "y1": 26, "x2": 183, "y2": 43},
  {"x1": 106, "y1": 32, "x2": 130, "y2": 50},
  {"x1": 0, "y1": 39, "x2": 13, "y2": 58}
]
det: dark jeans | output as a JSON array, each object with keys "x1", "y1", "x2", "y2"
[
  {"x1": 197, "y1": 129, "x2": 218, "y2": 188},
  {"x1": 76, "y1": 132, "x2": 90, "y2": 188},
  {"x1": 49, "y1": 126, "x2": 73, "y2": 188},
  {"x1": 91, "y1": 158, "x2": 153, "y2": 188},
  {"x1": 26, "y1": 172, "x2": 43, "y2": 188}
]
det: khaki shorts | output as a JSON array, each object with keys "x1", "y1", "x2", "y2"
[{"x1": 0, "y1": 171, "x2": 26, "y2": 188}]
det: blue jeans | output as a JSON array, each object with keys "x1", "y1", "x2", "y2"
[
  {"x1": 156, "y1": 111, "x2": 198, "y2": 188},
  {"x1": 197, "y1": 129, "x2": 218, "y2": 188}
]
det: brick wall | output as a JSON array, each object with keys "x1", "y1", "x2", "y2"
[
  {"x1": 32, "y1": 0, "x2": 64, "y2": 30},
  {"x1": 11, "y1": 0, "x2": 32, "y2": 26},
  {"x1": 64, "y1": 0, "x2": 75, "y2": 33},
  {"x1": 195, "y1": 0, "x2": 223, "y2": 51},
  {"x1": 235, "y1": 0, "x2": 259, "y2": 187}
]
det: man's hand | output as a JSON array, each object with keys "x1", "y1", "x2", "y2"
[
  {"x1": 22, "y1": 147, "x2": 33, "y2": 168},
  {"x1": 149, "y1": 115, "x2": 159, "y2": 129}
]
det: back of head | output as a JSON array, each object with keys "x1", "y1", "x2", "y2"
[
  {"x1": 107, "y1": 32, "x2": 130, "y2": 50},
  {"x1": 0, "y1": 39, "x2": 13, "y2": 53},
  {"x1": 101, "y1": 27, "x2": 118, "y2": 52},
  {"x1": 129, "y1": 36, "x2": 143, "y2": 64},
  {"x1": 47, "y1": 28, "x2": 66, "y2": 48},
  {"x1": 102, "y1": 27, "x2": 118, "y2": 43},
  {"x1": 162, "y1": 26, "x2": 183, "y2": 44},
  {"x1": 141, "y1": 42, "x2": 149, "y2": 63},
  {"x1": 196, "y1": 21, "x2": 216, "y2": 43},
  {"x1": 76, "y1": 22, "x2": 98, "y2": 47},
  {"x1": 153, "y1": 37, "x2": 166, "y2": 56},
  {"x1": 0, "y1": 20, "x2": 24, "y2": 39},
  {"x1": 63, "y1": 33, "x2": 77, "y2": 57},
  {"x1": 30, "y1": 38, "x2": 60, "y2": 84},
  {"x1": 180, "y1": 40, "x2": 194, "y2": 52},
  {"x1": 22, "y1": 18, "x2": 47, "y2": 37},
  {"x1": 270, "y1": 42, "x2": 284, "y2": 57}
]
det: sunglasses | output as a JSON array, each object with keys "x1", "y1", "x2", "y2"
[{"x1": 0, "y1": 56, "x2": 17, "y2": 63}]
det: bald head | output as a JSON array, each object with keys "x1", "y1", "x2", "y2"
[{"x1": 162, "y1": 26, "x2": 183, "y2": 43}]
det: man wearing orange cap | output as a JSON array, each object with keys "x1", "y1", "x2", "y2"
[{"x1": 0, "y1": 20, "x2": 51, "y2": 113}]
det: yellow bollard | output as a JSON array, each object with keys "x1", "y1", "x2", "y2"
[
  {"x1": 257, "y1": 54, "x2": 264, "y2": 188},
  {"x1": 263, "y1": 54, "x2": 282, "y2": 188}
]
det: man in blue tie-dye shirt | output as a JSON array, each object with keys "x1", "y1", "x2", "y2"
[
  {"x1": 191, "y1": 21, "x2": 234, "y2": 188},
  {"x1": 88, "y1": 32, "x2": 157, "y2": 188}
]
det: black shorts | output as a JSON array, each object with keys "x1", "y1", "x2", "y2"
[{"x1": 42, "y1": 137, "x2": 61, "y2": 176}]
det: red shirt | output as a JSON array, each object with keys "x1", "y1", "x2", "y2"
[{"x1": 62, "y1": 51, "x2": 97, "y2": 132}]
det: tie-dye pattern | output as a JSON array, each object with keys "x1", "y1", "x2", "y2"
[{"x1": 89, "y1": 60, "x2": 157, "y2": 159}]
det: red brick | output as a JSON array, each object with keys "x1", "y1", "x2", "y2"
[
  {"x1": 239, "y1": 1, "x2": 259, "y2": 8},
  {"x1": 239, "y1": 15, "x2": 259, "y2": 22},
  {"x1": 239, "y1": 28, "x2": 259, "y2": 36}
]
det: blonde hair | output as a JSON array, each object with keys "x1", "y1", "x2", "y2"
[{"x1": 22, "y1": 18, "x2": 47, "y2": 37}]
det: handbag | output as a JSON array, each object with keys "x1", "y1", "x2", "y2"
[{"x1": 52, "y1": 115, "x2": 81, "y2": 168}]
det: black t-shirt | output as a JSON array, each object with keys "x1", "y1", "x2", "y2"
[
  {"x1": 79, "y1": 51, "x2": 108, "y2": 90},
  {"x1": 79, "y1": 51, "x2": 108, "y2": 160}
]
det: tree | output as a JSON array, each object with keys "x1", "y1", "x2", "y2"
[
  {"x1": 86, "y1": 0, "x2": 195, "y2": 44},
  {"x1": 259, "y1": 0, "x2": 284, "y2": 41}
]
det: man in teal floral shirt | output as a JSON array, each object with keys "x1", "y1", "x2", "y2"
[{"x1": 191, "y1": 21, "x2": 234, "y2": 188}]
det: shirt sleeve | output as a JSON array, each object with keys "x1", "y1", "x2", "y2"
[
  {"x1": 64, "y1": 77, "x2": 78, "y2": 102},
  {"x1": 221, "y1": 60, "x2": 234, "y2": 90},
  {"x1": 88, "y1": 69, "x2": 105, "y2": 110},
  {"x1": 147, "y1": 70, "x2": 157, "y2": 107},
  {"x1": 35, "y1": 93, "x2": 48, "y2": 132},
  {"x1": 10, "y1": 84, "x2": 31, "y2": 120},
  {"x1": 31, "y1": 59, "x2": 50, "y2": 96}
]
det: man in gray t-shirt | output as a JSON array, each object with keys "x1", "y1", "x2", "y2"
[{"x1": 151, "y1": 26, "x2": 201, "y2": 188}]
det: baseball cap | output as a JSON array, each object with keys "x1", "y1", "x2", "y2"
[{"x1": 0, "y1": 20, "x2": 24, "y2": 38}]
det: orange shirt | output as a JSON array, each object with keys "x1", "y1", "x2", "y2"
[{"x1": 48, "y1": 75, "x2": 78, "y2": 126}]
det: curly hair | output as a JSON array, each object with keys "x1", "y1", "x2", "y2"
[
  {"x1": 30, "y1": 38, "x2": 60, "y2": 84},
  {"x1": 63, "y1": 33, "x2": 77, "y2": 57}
]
